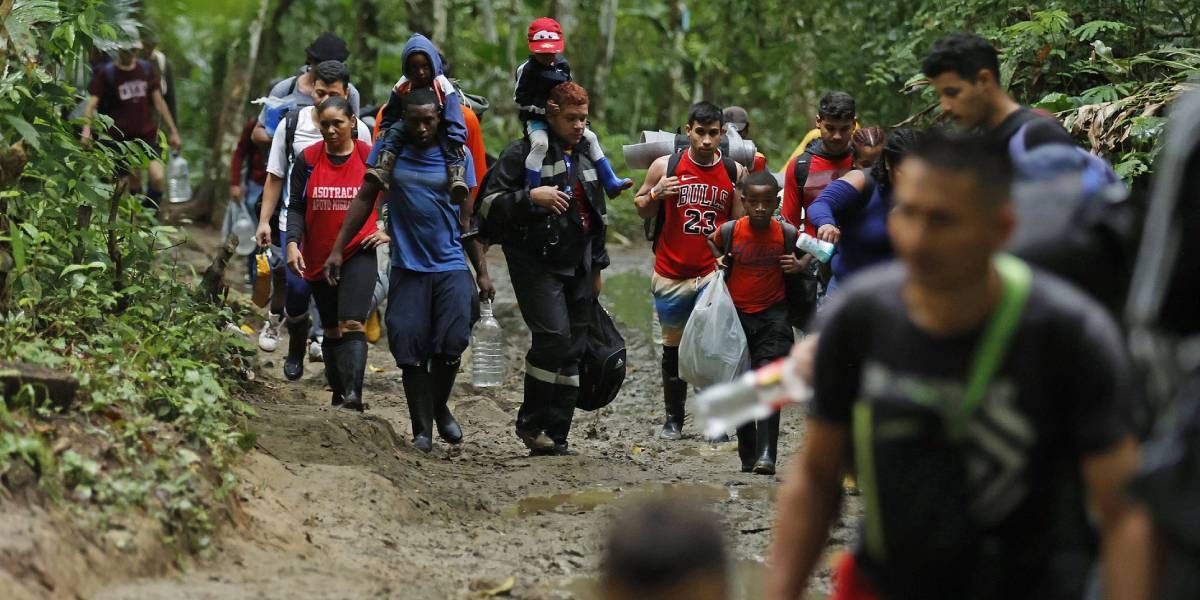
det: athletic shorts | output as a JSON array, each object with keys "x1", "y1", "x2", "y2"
[
  {"x1": 384, "y1": 267, "x2": 474, "y2": 367},
  {"x1": 651, "y1": 269, "x2": 718, "y2": 347},
  {"x1": 738, "y1": 302, "x2": 794, "y2": 369}
]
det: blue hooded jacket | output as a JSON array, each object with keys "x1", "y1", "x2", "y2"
[{"x1": 378, "y1": 34, "x2": 467, "y2": 146}]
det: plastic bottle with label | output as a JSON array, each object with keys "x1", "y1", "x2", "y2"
[{"x1": 690, "y1": 356, "x2": 812, "y2": 439}]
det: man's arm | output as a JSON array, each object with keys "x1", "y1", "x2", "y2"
[
  {"x1": 464, "y1": 237, "x2": 496, "y2": 302},
  {"x1": 768, "y1": 418, "x2": 849, "y2": 600},
  {"x1": 150, "y1": 90, "x2": 181, "y2": 150},
  {"x1": 79, "y1": 96, "x2": 101, "y2": 144},
  {"x1": 633, "y1": 155, "x2": 671, "y2": 220},
  {"x1": 1084, "y1": 436, "x2": 1153, "y2": 600}
]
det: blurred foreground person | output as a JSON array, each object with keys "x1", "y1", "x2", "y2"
[
  {"x1": 768, "y1": 131, "x2": 1147, "y2": 599},
  {"x1": 601, "y1": 498, "x2": 728, "y2": 600}
]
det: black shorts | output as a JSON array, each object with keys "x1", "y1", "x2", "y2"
[
  {"x1": 310, "y1": 250, "x2": 377, "y2": 328},
  {"x1": 738, "y1": 302, "x2": 794, "y2": 369}
]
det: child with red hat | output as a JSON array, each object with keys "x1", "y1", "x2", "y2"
[{"x1": 514, "y1": 17, "x2": 632, "y2": 197}]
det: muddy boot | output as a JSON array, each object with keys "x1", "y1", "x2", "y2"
[
  {"x1": 431, "y1": 358, "x2": 463, "y2": 444},
  {"x1": 736, "y1": 422, "x2": 757, "y2": 473},
  {"x1": 402, "y1": 365, "x2": 435, "y2": 452},
  {"x1": 752, "y1": 412, "x2": 781, "y2": 475},
  {"x1": 322, "y1": 337, "x2": 345, "y2": 406},
  {"x1": 364, "y1": 150, "x2": 396, "y2": 189},
  {"x1": 337, "y1": 334, "x2": 368, "y2": 412},
  {"x1": 516, "y1": 373, "x2": 556, "y2": 453},
  {"x1": 448, "y1": 164, "x2": 469, "y2": 206},
  {"x1": 660, "y1": 346, "x2": 687, "y2": 440},
  {"x1": 283, "y1": 315, "x2": 311, "y2": 381},
  {"x1": 546, "y1": 383, "x2": 579, "y2": 455}
]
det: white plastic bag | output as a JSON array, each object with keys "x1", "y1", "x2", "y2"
[
  {"x1": 678, "y1": 271, "x2": 750, "y2": 388},
  {"x1": 222, "y1": 200, "x2": 257, "y2": 256}
]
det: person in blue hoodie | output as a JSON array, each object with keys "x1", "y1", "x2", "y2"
[
  {"x1": 517, "y1": 17, "x2": 631, "y2": 197},
  {"x1": 364, "y1": 34, "x2": 470, "y2": 205}
]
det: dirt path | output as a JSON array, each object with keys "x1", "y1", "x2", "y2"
[{"x1": 94, "y1": 228, "x2": 857, "y2": 599}]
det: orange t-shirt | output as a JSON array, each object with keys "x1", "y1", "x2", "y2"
[{"x1": 711, "y1": 218, "x2": 786, "y2": 314}]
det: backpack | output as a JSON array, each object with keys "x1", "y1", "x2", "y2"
[
  {"x1": 643, "y1": 150, "x2": 739, "y2": 249},
  {"x1": 1007, "y1": 123, "x2": 1135, "y2": 314},
  {"x1": 716, "y1": 218, "x2": 818, "y2": 328},
  {"x1": 577, "y1": 301, "x2": 627, "y2": 411}
]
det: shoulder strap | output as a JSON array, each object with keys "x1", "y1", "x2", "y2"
[
  {"x1": 792, "y1": 151, "x2": 812, "y2": 190},
  {"x1": 666, "y1": 150, "x2": 684, "y2": 177},
  {"x1": 284, "y1": 110, "x2": 301, "y2": 165},
  {"x1": 287, "y1": 75, "x2": 300, "y2": 96},
  {"x1": 953, "y1": 253, "x2": 1033, "y2": 438},
  {"x1": 719, "y1": 220, "x2": 736, "y2": 255}
]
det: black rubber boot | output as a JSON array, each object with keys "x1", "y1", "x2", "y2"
[
  {"x1": 283, "y1": 315, "x2": 311, "y2": 381},
  {"x1": 737, "y1": 422, "x2": 757, "y2": 473},
  {"x1": 337, "y1": 335, "x2": 368, "y2": 412},
  {"x1": 448, "y1": 164, "x2": 469, "y2": 206},
  {"x1": 401, "y1": 364, "x2": 435, "y2": 452},
  {"x1": 322, "y1": 337, "x2": 345, "y2": 406},
  {"x1": 431, "y1": 358, "x2": 463, "y2": 444},
  {"x1": 753, "y1": 412, "x2": 781, "y2": 475},
  {"x1": 516, "y1": 373, "x2": 556, "y2": 453},
  {"x1": 546, "y1": 383, "x2": 579, "y2": 455},
  {"x1": 660, "y1": 346, "x2": 687, "y2": 440},
  {"x1": 364, "y1": 149, "x2": 397, "y2": 188}
]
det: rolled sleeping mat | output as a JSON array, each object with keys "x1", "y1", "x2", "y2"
[{"x1": 622, "y1": 126, "x2": 758, "y2": 169}]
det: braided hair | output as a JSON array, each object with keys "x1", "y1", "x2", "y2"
[
  {"x1": 852, "y1": 127, "x2": 885, "y2": 149},
  {"x1": 872, "y1": 128, "x2": 920, "y2": 192}
]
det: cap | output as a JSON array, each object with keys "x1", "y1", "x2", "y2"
[
  {"x1": 306, "y1": 32, "x2": 350, "y2": 63},
  {"x1": 527, "y1": 17, "x2": 565, "y2": 54},
  {"x1": 723, "y1": 106, "x2": 749, "y2": 132}
]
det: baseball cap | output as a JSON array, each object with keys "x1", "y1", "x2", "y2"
[
  {"x1": 527, "y1": 17, "x2": 565, "y2": 54},
  {"x1": 723, "y1": 106, "x2": 749, "y2": 132},
  {"x1": 306, "y1": 32, "x2": 350, "y2": 63}
]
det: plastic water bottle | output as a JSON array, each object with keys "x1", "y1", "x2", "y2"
[
  {"x1": 471, "y1": 300, "x2": 506, "y2": 387},
  {"x1": 690, "y1": 357, "x2": 812, "y2": 439},
  {"x1": 796, "y1": 232, "x2": 835, "y2": 263},
  {"x1": 233, "y1": 203, "x2": 257, "y2": 256},
  {"x1": 168, "y1": 152, "x2": 192, "y2": 204}
]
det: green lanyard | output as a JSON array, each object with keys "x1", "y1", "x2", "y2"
[{"x1": 856, "y1": 253, "x2": 1033, "y2": 561}]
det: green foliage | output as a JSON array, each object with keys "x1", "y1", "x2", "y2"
[{"x1": 1, "y1": 0, "x2": 253, "y2": 551}]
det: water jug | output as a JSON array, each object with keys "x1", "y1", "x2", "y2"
[
  {"x1": 168, "y1": 152, "x2": 192, "y2": 204},
  {"x1": 471, "y1": 300, "x2": 506, "y2": 387}
]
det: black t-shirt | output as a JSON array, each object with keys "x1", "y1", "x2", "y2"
[
  {"x1": 811, "y1": 262, "x2": 1133, "y2": 600},
  {"x1": 989, "y1": 106, "x2": 1075, "y2": 151}
]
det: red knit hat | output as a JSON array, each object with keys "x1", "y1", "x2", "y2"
[{"x1": 527, "y1": 17, "x2": 565, "y2": 54}]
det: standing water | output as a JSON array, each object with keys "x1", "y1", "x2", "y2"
[{"x1": 471, "y1": 300, "x2": 506, "y2": 387}]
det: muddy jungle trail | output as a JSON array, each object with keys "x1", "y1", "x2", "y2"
[{"x1": 3, "y1": 224, "x2": 856, "y2": 599}]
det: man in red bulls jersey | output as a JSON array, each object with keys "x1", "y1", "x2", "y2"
[{"x1": 634, "y1": 101, "x2": 746, "y2": 440}]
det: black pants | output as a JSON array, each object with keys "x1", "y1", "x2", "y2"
[
  {"x1": 310, "y1": 250, "x2": 377, "y2": 329},
  {"x1": 505, "y1": 245, "x2": 594, "y2": 441},
  {"x1": 739, "y1": 302, "x2": 794, "y2": 368}
]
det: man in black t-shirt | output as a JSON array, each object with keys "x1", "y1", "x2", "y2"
[
  {"x1": 767, "y1": 132, "x2": 1149, "y2": 600},
  {"x1": 921, "y1": 33, "x2": 1074, "y2": 150}
]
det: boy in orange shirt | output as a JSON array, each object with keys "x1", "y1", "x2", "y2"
[{"x1": 708, "y1": 170, "x2": 803, "y2": 474}]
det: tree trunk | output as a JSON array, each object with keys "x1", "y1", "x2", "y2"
[
  {"x1": 478, "y1": 0, "x2": 499, "y2": 45},
  {"x1": 405, "y1": 0, "x2": 431, "y2": 37},
  {"x1": 251, "y1": 0, "x2": 298, "y2": 98},
  {"x1": 431, "y1": 0, "x2": 448, "y2": 46},
  {"x1": 549, "y1": 0, "x2": 577, "y2": 38},
  {"x1": 592, "y1": 0, "x2": 618, "y2": 121},
  {"x1": 355, "y1": 0, "x2": 381, "y2": 96}
]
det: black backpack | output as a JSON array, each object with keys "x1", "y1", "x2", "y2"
[
  {"x1": 577, "y1": 301, "x2": 627, "y2": 411},
  {"x1": 643, "y1": 150, "x2": 739, "y2": 249}
]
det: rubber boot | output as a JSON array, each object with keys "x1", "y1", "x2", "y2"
[
  {"x1": 322, "y1": 337, "x2": 345, "y2": 406},
  {"x1": 594, "y1": 157, "x2": 633, "y2": 198},
  {"x1": 736, "y1": 422, "x2": 757, "y2": 473},
  {"x1": 752, "y1": 412, "x2": 781, "y2": 475},
  {"x1": 364, "y1": 149, "x2": 397, "y2": 188},
  {"x1": 660, "y1": 346, "x2": 687, "y2": 440},
  {"x1": 283, "y1": 315, "x2": 311, "y2": 381},
  {"x1": 431, "y1": 358, "x2": 463, "y2": 444},
  {"x1": 401, "y1": 365, "x2": 435, "y2": 452},
  {"x1": 516, "y1": 373, "x2": 556, "y2": 453},
  {"x1": 448, "y1": 163, "x2": 470, "y2": 206},
  {"x1": 546, "y1": 383, "x2": 579, "y2": 455},
  {"x1": 337, "y1": 334, "x2": 368, "y2": 412}
]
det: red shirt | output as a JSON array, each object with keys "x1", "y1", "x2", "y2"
[
  {"x1": 781, "y1": 151, "x2": 854, "y2": 236},
  {"x1": 654, "y1": 151, "x2": 735, "y2": 280},
  {"x1": 299, "y1": 140, "x2": 378, "y2": 281},
  {"x1": 230, "y1": 118, "x2": 268, "y2": 186},
  {"x1": 89, "y1": 60, "x2": 160, "y2": 140},
  {"x1": 712, "y1": 218, "x2": 786, "y2": 313}
]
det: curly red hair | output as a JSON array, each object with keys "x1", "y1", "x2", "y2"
[{"x1": 548, "y1": 81, "x2": 589, "y2": 113}]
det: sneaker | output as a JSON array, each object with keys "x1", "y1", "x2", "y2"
[
  {"x1": 257, "y1": 314, "x2": 283, "y2": 352},
  {"x1": 308, "y1": 339, "x2": 324, "y2": 363},
  {"x1": 365, "y1": 309, "x2": 382, "y2": 344}
]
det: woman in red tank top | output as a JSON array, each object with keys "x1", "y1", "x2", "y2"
[{"x1": 285, "y1": 97, "x2": 387, "y2": 411}]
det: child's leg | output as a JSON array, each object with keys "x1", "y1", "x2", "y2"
[
  {"x1": 525, "y1": 121, "x2": 550, "y2": 188},
  {"x1": 439, "y1": 130, "x2": 470, "y2": 205},
  {"x1": 365, "y1": 122, "x2": 407, "y2": 187},
  {"x1": 582, "y1": 126, "x2": 633, "y2": 197}
]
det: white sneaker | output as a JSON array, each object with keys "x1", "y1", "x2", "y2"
[
  {"x1": 257, "y1": 314, "x2": 283, "y2": 352},
  {"x1": 308, "y1": 339, "x2": 324, "y2": 363}
]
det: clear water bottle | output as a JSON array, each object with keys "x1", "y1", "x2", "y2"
[
  {"x1": 168, "y1": 152, "x2": 192, "y2": 204},
  {"x1": 690, "y1": 357, "x2": 812, "y2": 439},
  {"x1": 796, "y1": 232, "x2": 835, "y2": 263},
  {"x1": 471, "y1": 300, "x2": 506, "y2": 387}
]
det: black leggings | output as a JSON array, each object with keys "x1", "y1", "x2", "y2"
[{"x1": 310, "y1": 250, "x2": 377, "y2": 330}]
